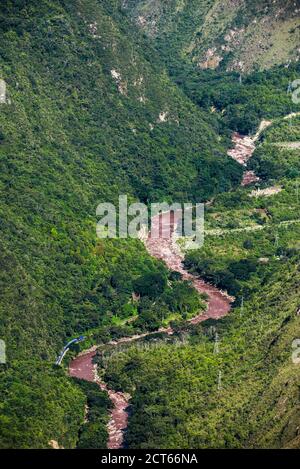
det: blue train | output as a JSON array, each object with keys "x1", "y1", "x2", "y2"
[{"x1": 55, "y1": 336, "x2": 85, "y2": 365}]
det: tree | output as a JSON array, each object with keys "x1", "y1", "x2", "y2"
[{"x1": 133, "y1": 272, "x2": 167, "y2": 299}]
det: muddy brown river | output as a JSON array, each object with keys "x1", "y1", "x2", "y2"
[{"x1": 69, "y1": 209, "x2": 232, "y2": 448}]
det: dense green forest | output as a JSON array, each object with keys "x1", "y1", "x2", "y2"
[
  {"x1": 123, "y1": 0, "x2": 300, "y2": 134},
  {"x1": 170, "y1": 63, "x2": 300, "y2": 135},
  {"x1": 99, "y1": 1, "x2": 300, "y2": 447},
  {"x1": 0, "y1": 0, "x2": 240, "y2": 447},
  {"x1": 0, "y1": 0, "x2": 300, "y2": 449},
  {"x1": 73, "y1": 378, "x2": 111, "y2": 449}
]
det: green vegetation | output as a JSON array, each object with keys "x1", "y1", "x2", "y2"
[
  {"x1": 99, "y1": 104, "x2": 300, "y2": 449},
  {"x1": 0, "y1": 0, "x2": 238, "y2": 447},
  {"x1": 123, "y1": 0, "x2": 300, "y2": 73},
  {"x1": 73, "y1": 378, "x2": 111, "y2": 449},
  {"x1": 249, "y1": 116, "x2": 300, "y2": 180},
  {"x1": 103, "y1": 253, "x2": 300, "y2": 448},
  {"x1": 0, "y1": 0, "x2": 240, "y2": 356},
  {"x1": 171, "y1": 63, "x2": 300, "y2": 135},
  {"x1": 0, "y1": 362, "x2": 85, "y2": 448},
  {"x1": 1, "y1": 0, "x2": 300, "y2": 450},
  {"x1": 102, "y1": 171, "x2": 300, "y2": 448},
  {"x1": 123, "y1": 1, "x2": 300, "y2": 135},
  {"x1": 184, "y1": 177, "x2": 300, "y2": 300}
]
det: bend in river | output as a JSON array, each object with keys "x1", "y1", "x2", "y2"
[{"x1": 69, "y1": 210, "x2": 232, "y2": 449}]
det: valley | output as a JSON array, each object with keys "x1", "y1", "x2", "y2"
[
  {"x1": 0, "y1": 0, "x2": 300, "y2": 451},
  {"x1": 70, "y1": 113, "x2": 300, "y2": 448}
]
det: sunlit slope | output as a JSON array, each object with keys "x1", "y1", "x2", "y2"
[{"x1": 123, "y1": 0, "x2": 300, "y2": 72}]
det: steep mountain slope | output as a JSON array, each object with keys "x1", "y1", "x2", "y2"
[
  {"x1": 0, "y1": 0, "x2": 240, "y2": 360},
  {"x1": 123, "y1": 0, "x2": 300, "y2": 72},
  {"x1": 99, "y1": 76, "x2": 300, "y2": 449},
  {"x1": 123, "y1": 0, "x2": 300, "y2": 137},
  {"x1": 0, "y1": 0, "x2": 242, "y2": 448}
]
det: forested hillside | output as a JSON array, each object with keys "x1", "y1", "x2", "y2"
[
  {"x1": 103, "y1": 252, "x2": 300, "y2": 448},
  {"x1": 0, "y1": 0, "x2": 241, "y2": 448},
  {"x1": 123, "y1": 0, "x2": 300, "y2": 72},
  {"x1": 0, "y1": 0, "x2": 300, "y2": 450},
  {"x1": 103, "y1": 116, "x2": 300, "y2": 446},
  {"x1": 98, "y1": 2, "x2": 300, "y2": 449},
  {"x1": 123, "y1": 0, "x2": 300, "y2": 135}
]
